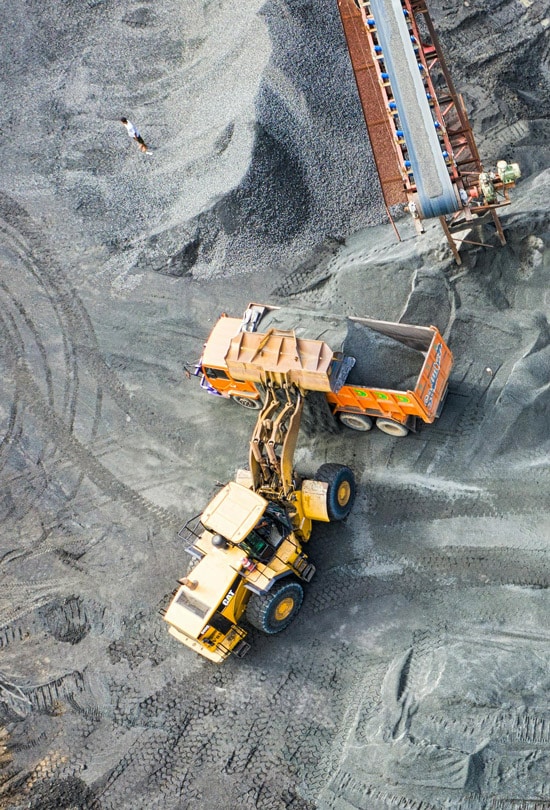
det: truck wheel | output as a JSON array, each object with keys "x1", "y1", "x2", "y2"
[
  {"x1": 315, "y1": 463, "x2": 356, "y2": 521},
  {"x1": 339, "y1": 413, "x2": 373, "y2": 432},
  {"x1": 231, "y1": 395, "x2": 262, "y2": 410},
  {"x1": 376, "y1": 418, "x2": 409, "y2": 437},
  {"x1": 245, "y1": 579, "x2": 304, "y2": 635}
]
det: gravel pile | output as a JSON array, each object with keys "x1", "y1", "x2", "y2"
[
  {"x1": 475, "y1": 314, "x2": 550, "y2": 459},
  {"x1": 344, "y1": 321, "x2": 424, "y2": 390}
]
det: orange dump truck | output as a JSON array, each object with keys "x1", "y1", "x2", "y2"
[{"x1": 195, "y1": 303, "x2": 452, "y2": 436}]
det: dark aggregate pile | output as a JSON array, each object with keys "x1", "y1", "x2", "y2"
[
  {"x1": 435, "y1": 0, "x2": 550, "y2": 178},
  {"x1": 183, "y1": 0, "x2": 386, "y2": 277},
  {"x1": 344, "y1": 321, "x2": 424, "y2": 391},
  {"x1": 301, "y1": 390, "x2": 339, "y2": 438}
]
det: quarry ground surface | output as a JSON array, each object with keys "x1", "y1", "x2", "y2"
[{"x1": 1, "y1": 1, "x2": 550, "y2": 809}]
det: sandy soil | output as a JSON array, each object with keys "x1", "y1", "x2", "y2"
[{"x1": 1, "y1": 1, "x2": 550, "y2": 809}]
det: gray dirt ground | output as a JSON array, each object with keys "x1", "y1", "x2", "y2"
[{"x1": 1, "y1": 1, "x2": 550, "y2": 809}]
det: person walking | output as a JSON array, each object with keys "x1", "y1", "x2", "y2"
[{"x1": 120, "y1": 118, "x2": 149, "y2": 153}]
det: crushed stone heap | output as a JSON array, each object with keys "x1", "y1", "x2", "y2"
[{"x1": 344, "y1": 321, "x2": 424, "y2": 391}]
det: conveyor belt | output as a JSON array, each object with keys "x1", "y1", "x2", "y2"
[
  {"x1": 369, "y1": 0, "x2": 459, "y2": 217},
  {"x1": 336, "y1": 0, "x2": 407, "y2": 207}
]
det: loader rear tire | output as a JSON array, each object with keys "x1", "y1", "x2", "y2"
[
  {"x1": 376, "y1": 418, "x2": 409, "y2": 437},
  {"x1": 315, "y1": 463, "x2": 356, "y2": 521},
  {"x1": 339, "y1": 413, "x2": 373, "y2": 432},
  {"x1": 245, "y1": 579, "x2": 304, "y2": 635}
]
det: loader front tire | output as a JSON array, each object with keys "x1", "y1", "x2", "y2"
[
  {"x1": 315, "y1": 463, "x2": 356, "y2": 521},
  {"x1": 245, "y1": 579, "x2": 304, "y2": 635}
]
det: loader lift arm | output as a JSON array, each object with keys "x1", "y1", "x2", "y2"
[
  {"x1": 227, "y1": 325, "x2": 342, "y2": 503},
  {"x1": 249, "y1": 380, "x2": 305, "y2": 500}
]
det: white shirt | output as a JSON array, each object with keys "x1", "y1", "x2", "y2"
[{"x1": 123, "y1": 120, "x2": 139, "y2": 139}]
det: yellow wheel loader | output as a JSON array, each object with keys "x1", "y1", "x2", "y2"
[{"x1": 163, "y1": 330, "x2": 356, "y2": 662}]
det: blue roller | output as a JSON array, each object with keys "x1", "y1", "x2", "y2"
[{"x1": 369, "y1": 0, "x2": 459, "y2": 218}]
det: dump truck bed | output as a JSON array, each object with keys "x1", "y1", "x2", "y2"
[
  {"x1": 253, "y1": 307, "x2": 452, "y2": 424},
  {"x1": 329, "y1": 316, "x2": 452, "y2": 424}
]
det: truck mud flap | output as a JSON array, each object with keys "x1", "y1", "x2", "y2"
[{"x1": 436, "y1": 384, "x2": 450, "y2": 417}]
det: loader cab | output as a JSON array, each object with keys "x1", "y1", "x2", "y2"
[{"x1": 238, "y1": 503, "x2": 293, "y2": 563}]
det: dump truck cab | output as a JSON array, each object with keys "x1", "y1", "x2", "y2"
[{"x1": 198, "y1": 311, "x2": 266, "y2": 407}]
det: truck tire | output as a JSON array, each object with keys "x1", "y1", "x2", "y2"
[
  {"x1": 339, "y1": 412, "x2": 373, "y2": 432},
  {"x1": 231, "y1": 395, "x2": 262, "y2": 410},
  {"x1": 245, "y1": 579, "x2": 304, "y2": 635},
  {"x1": 315, "y1": 463, "x2": 356, "y2": 521},
  {"x1": 375, "y1": 418, "x2": 409, "y2": 437}
]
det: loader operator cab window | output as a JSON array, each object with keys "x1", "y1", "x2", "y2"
[{"x1": 239, "y1": 504, "x2": 292, "y2": 564}]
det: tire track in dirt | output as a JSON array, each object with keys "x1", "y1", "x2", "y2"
[
  {"x1": 0, "y1": 305, "x2": 56, "y2": 522},
  {"x1": 367, "y1": 469, "x2": 549, "y2": 526},
  {"x1": 0, "y1": 216, "x2": 80, "y2": 428},
  {"x1": 306, "y1": 543, "x2": 550, "y2": 618},
  {"x1": 0, "y1": 591, "x2": 105, "y2": 721},
  {"x1": 423, "y1": 709, "x2": 550, "y2": 749},
  {"x1": 78, "y1": 641, "x2": 373, "y2": 810},
  {"x1": 0, "y1": 196, "x2": 181, "y2": 535},
  {"x1": 0, "y1": 311, "x2": 23, "y2": 470},
  {"x1": 489, "y1": 801, "x2": 550, "y2": 810},
  {"x1": 321, "y1": 770, "x2": 442, "y2": 810},
  {"x1": 0, "y1": 194, "x2": 181, "y2": 473},
  {"x1": 15, "y1": 362, "x2": 177, "y2": 527},
  {"x1": 0, "y1": 203, "x2": 98, "y2": 520},
  {"x1": 0, "y1": 670, "x2": 85, "y2": 723}
]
